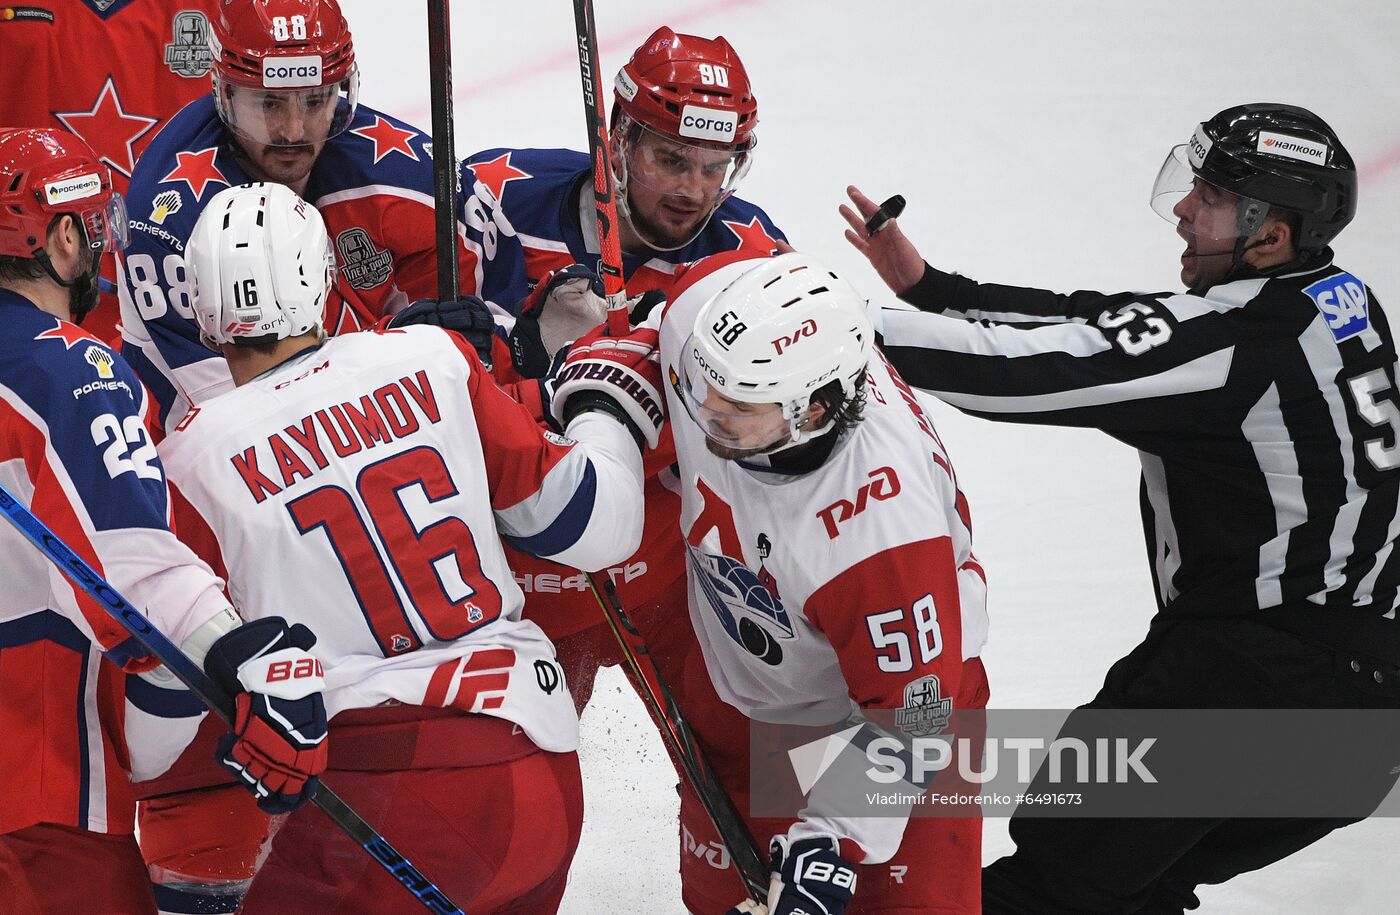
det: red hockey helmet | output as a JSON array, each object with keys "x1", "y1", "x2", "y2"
[
  {"x1": 0, "y1": 128, "x2": 127, "y2": 260},
  {"x1": 211, "y1": 0, "x2": 360, "y2": 147},
  {"x1": 611, "y1": 28, "x2": 759, "y2": 251},
  {"x1": 614, "y1": 27, "x2": 758, "y2": 150}
]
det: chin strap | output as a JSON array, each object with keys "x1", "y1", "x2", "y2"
[{"x1": 32, "y1": 228, "x2": 103, "y2": 324}]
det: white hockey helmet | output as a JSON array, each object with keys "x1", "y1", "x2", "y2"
[
  {"x1": 678, "y1": 252, "x2": 873, "y2": 453},
  {"x1": 187, "y1": 182, "x2": 334, "y2": 348}
]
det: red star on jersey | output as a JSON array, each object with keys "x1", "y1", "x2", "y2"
[
  {"x1": 53, "y1": 77, "x2": 160, "y2": 179},
  {"x1": 350, "y1": 116, "x2": 419, "y2": 165},
  {"x1": 722, "y1": 216, "x2": 779, "y2": 253},
  {"x1": 160, "y1": 147, "x2": 229, "y2": 201},
  {"x1": 35, "y1": 321, "x2": 101, "y2": 350},
  {"x1": 469, "y1": 152, "x2": 531, "y2": 201}
]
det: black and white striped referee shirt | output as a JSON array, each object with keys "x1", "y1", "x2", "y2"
[{"x1": 879, "y1": 250, "x2": 1400, "y2": 660}]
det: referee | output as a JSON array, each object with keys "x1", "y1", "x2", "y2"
[{"x1": 843, "y1": 103, "x2": 1400, "y2": 912}]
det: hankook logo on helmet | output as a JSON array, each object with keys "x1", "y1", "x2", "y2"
[
  {"x1": 44, "y1": 174, "x2": 102, "y2": 205},
  {"x1": 262, "y1": 55, "x2": 323, "y2": 89},
  {"x1": 679, "y1": 104, "x2": 737, "y2": 143},
  {"x1": 1257, "y1": 131, "x2": 1328, "y2": 165},
  {"x1": 1187, "y1": 125, "x2": 1213, "y2": 169}
]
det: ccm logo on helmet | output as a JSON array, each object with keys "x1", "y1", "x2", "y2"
[
  {"x1": 680, "y1": 104, "x2": 737, "y2": 143},
  {"x1": 262, "y1": 55, "x2": 323, "y2": 88}
]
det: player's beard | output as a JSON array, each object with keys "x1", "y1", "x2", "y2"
[
  {"x1": 627, "y1": 195, "x2": 711, "y2": 250},
  {"x1": 705, "y1": 436, "x2": 782, "y2": 461}
]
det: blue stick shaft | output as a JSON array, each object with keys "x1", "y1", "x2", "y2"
[{"x1": 0, "y1": 481, "x2": 464, "y2": 914}]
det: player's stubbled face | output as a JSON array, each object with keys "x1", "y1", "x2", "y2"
[
  {"x1": 699, "y1": 385, "x2": 789, "y2": 460},
  {"x1": 625, "y1": 133, "x2": 731, "y2": 248},
  {"x1": 229, "y1": 87, "x2": 334, "y2": 186}
]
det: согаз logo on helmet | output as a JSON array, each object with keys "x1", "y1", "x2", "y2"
[
  {"x1": 262, "y1": 56, "x2": 323, "y2": 88},
  {"x1": 679, "y1": 105, "x2": 737, "y2": 143}
]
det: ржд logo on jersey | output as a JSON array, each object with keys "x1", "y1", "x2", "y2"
[
  {"x1": 336, "y1": 228, "x2": 393, "y2": 289},
  {"x1": 165, "y1": 11, "x2": 213, "y2": 78},
  {"x1": 817, "y1": 466, "x2": 901, "y2": 539},
  {"x1": 1304, "y1": 271, "x2": 1369, "y2": 343}
]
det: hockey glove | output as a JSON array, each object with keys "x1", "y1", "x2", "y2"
[
  {"x1": 726, "y1": 835, "x2": 858, "y2": 915},
  {"x1": 203, "y1": 617, "x2": 329, "y2": 814},
  {"x1": 388, "y1": 296, "x2": 497, "y2": 367},
  {"x1": 508, "y1": 264, "x2": 609, "y2": 378},
  {"x1": 545, "y1": 322, "x2": 666, "y2": 451}
]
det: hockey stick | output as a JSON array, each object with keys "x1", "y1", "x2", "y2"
[
  {"x1": 426, "y1": 0, "x2": 461, "y2": 304},
  {"x1": 570, "y1": 0, "x2": 630, "y2": 335},
  {"x1": 588, "y1": 575, "x2": 771, "y2": 903},
  {"x1": 0, "y1": 482, "x2": 465, "y2": 915}
]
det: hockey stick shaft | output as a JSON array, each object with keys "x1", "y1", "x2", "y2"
[
  {"x1": 588, "y1": 575, "x2": 770, "y2": 902},
  {"x1": 570, "y1": 0, "x2": 630, "y2": 335},
  {"x1": 0, "y1": 482, "x2": 465, "y2": 915},
  {"x1": 427, "y1": 0, "x2": 461, "y2": 304}
]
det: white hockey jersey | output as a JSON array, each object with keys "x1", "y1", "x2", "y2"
[
  {"x1": 159, "y1": 325, "x2": 644, "y2": 752},
  {"x1": 657, "y1": 253, "x2": 990, "y2": 861}
]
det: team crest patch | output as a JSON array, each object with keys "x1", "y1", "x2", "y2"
[
  {"x1": 687, "y1": 542, "x2": 792, "y2": 667},
  {"x1": 336, "y1": 228, "x2": 393, "y2": 289},
  {"x1": 84, "y1": 346, "x2": 115, "y2": 379},
  {"x1": 1304, "y1": 271, "x2": 1369, "y2": 343},
  {"x1": 895, "y1": 675, "x2": 952, "y2": 737},
  {"x1": 165, "y1": 11, "x2": 212, "y2": 77},
  {"x1": 150, "y1": 190, "x2": 182, "y2": 225}
]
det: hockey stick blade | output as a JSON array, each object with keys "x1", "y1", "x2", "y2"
[
  {"x1": 588, "y1": 573, "x2": 771, "y2": 902},
  {"x1": 0, "y1": 482, "x2": 465, "y2": 915}
]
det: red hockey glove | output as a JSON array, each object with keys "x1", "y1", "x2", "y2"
[
  {"x1": 203, "y1": 617, "x2": 329, "y2": 814},
  {"x1": 545, "y1": 321, "x2": 666, "y2": 450}
]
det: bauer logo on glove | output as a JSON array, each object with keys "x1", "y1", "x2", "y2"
[{"x1": 546, "y1": 323, "x2": 668, "y2": 450}]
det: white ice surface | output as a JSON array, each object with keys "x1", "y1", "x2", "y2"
[{"x1": 340, "y1": 2, "x2": 1400, "y2": 911}]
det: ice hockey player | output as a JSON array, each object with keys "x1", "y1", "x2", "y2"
[
  {"x1": 1, "y1": 0, "x2": 222, "y2": 341},
  {"x1": 119, "y1": 0, "x2": 492, "y2": 432},
  {"x1": 113, "y1": 1, "x2": 494, "y2": 905},
  {"x1": 464, "y1": 21, "x2": 784, "y2": 723},
  {"x1": 158, "y1": 181, "x2": 654, "y2": 911},
  {"x1": 0, "y1": 128, "x2": 329, "y2": 915},
  {"x1": 645, "y1": 250, "x2": 990, "y2": 914},
  {"x1": 843, "y1": 103, "x2": 1400, "y2": 911}
]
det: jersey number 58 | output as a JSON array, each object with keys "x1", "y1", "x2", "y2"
[{"x1": 866, "y1": 593, "x2": 942, "y2": 673}]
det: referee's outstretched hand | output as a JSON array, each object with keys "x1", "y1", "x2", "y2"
[{"x1": 841, "y1": 185, "x2": 925, "y2": 297}]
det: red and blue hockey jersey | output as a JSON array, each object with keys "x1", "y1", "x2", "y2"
[
  {"x1": 118, "y1": 96, "x2": 482, "y2": 430},
  {"x1": 462, "y1": 146, "x2": 787, "y2": 640},
  {"x1": 464, "y1": 146, "x2": 786, "y2": 315},
  {"x1": 0, "y1": 289, "x2": 229, "y2": 836}
]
